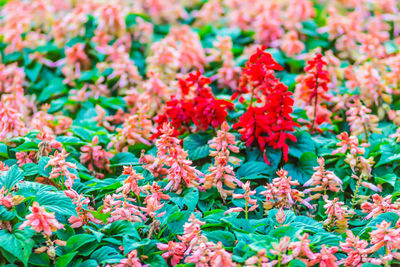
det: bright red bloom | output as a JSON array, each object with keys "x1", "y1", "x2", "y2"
[
  {"x1": 154, "y1": 72, "x2": 233, "y2": 137},
  {"x1": 233, "y1": 46, "x2": 283, "y2": 100},
  {"x1": 303, "y1": 53, "x2": 330, "y2": 103},
  {"x1": 233, "y1": 49, "x2": 298, "y2": 163}
]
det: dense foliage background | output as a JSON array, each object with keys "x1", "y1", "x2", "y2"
[{"x1": 0, "y1": 0, "x2": 400, "y2": 266}]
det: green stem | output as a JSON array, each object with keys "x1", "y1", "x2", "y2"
[
  {"x1": 245, "y1": 199, "x2": 248, "y2": 220},
  {"x1": 351, "y1": 176, "x2": 362, "y2": 209}
]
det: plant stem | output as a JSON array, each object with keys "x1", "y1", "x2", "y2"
[
  {"x1": 351, "y1": 176, "x2": 362, "y2": 209},
  {"x1": 310, "y1": 73, "x2": 319, "y2": 133},
  {"x1": 245, "y1": 199, "x2": 248, "y2": 220}
]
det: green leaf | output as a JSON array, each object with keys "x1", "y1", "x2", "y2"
[
  {"x1": 0, "y1": 143, "x2": 8, "y2": 158},
  {"x1": 109, "y1": 152, "x2": 139, "y2": 167},
  {"x1": 65, "y1": 234, "x2": 97, "y2": 253},
  {"x1": 25, "y1": 62, "x2": 42, "y2": 82},
  {"x1": 375, "y1": 173, "x2": 397, "y2": 187},
  {"x1": 167, "y1": 211, "x2": 192, "y2": 235},
  {"x1": 236, "y1": 161, "x2": 270, "y2": 179},
  {"x1": 0, "y1": 165, "x2": 24, "y2": 191},
  {"x1": 38, "y1": 157, "x2": 51, "y2": 177},
  {"x1": 0, "y1": 228, "x2": 34, "y2": 266},
  {"x1": 36, "y1": 191, "x2": 77, "y2": 216},
  {"x1": 90, "y1": 246, "x2": 123, "y2": 264},
  {"x1": 288, "y1": 259, "x2": 307, "y2": 267},
  {"x1": 376, "y1": 144, "x2": 400, "y2": 167},
  {"x1": 284, "y1": 152, "x2": 318, "y2": 184},
  {"x1": 55, "y1": 252, "x2": 78, "y2": 267},
  {"x1": 203, "y1": 230, "x2": 236, "y2": 247},
  {"x1": 170, "y1": 188, "x2": 199, "y2": 211},
  {"x1": 38, "y1": 81, "x2": 67, "y2": 102},
  {"x1": 287, "y1": 131, "x2": 316, "y2": 158},
  {"x1": 21, "y1": 163, "x2": 39, "y2": 176},
  {"x1": 28, "y1": 253, "x2": 50, "y2": 266},
  {"x1": 0, "y1": 206, "x2": 16, "y2": 221},
  {"x1": 183, "y1": 133, "x2": 212, "y2": 161},
  {"x1": 56, "y1": 136, "x2": 86, "y2": 145},
  {"x1": 12, "y1": 142, "x2": 39, "y2": 152}
]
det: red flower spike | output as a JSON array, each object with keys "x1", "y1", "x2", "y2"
[
  {"x1": 233, "y1": 49, "x2": 298, "y2": 163},
  {"x1": 153, "y1": 72, "x2": 233, "y2": 137}
]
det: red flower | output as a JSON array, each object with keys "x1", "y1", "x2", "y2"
[
  {"x1": 233, "y1": 49, "x2": 298, "y2": 163},
  {"x1": 233, "y1": 46, "x2": 282, "y2": 101},
  {"x1": 154, "y1": 72, "x2": 233, "y2": 137},
  {"x1": 304, "y1": 53, "x2": 330, "y2": 103}
]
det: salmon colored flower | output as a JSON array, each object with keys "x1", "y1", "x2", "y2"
[
  {"x1": 157, "y1": 241, "x2": 186, "y2": 266},
  {"x1": 261, "y1": 169, "x2": 311, "y2": 211},
  {"x1": 204, "y1": 122, "x2": 242, "y2": 199},
  {"x1": 224, "y1": 181, "x2": 258, "y2": 219},
  {"x1": 117, "y1": 166, "x2": 145, "y2": 196},
  {"x1": 280, "y1": 31, "x2": 305, "y2": 57},
  {"x1": 80, "y1": 136, "x2": 113, "y2": 177},
  {"x1": 244, "y1": 249, "x2": 269, "y2": 267},
  {"x1": 346, "y1": 98, "x2": 381, "y2": 137},
  {"x1": 361, "y1": 194, "x2": 400, "y2": 220},
  {"x1": 15, "y1": 151, "x2": 36, "y2": 166},
  {"x1": 339, "y1": 230, "x2": 369, "y2": 267},
  {"x1": 19, "y1": 202, "x2": 64, "y2": 236},
  {"x1": 113, "y1": 249, "x2": 144, "y2": 267},
  {"x1": 332, "y1": 132, "x2": 366, "y2": 156},
  {"x1": 154, "y1": 123, "x2": 203, "y2": 194},
  {"x1": 178, "y1": 213, "x2": 206, "y2": 254},
  {"x1": 323, "y1": 197, "x2": 354, "y2": 233},
  {"x1": 304, "y1": 157, "x2": 342, "y2": 195},
  {"x1": 368, "y1": 221, "x2": 400, "y2": 253},
  {"x1": 310, "y1": 245, "x2": 339, "y2": 267},
  {"x1": 45, "y1": 150, "x2": 78, "y2": 189}
]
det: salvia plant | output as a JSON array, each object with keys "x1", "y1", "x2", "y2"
[{"x1": 0, "y1": 0, "x2": 399, "y2": 266}]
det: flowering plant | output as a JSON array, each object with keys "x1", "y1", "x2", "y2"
[{"x1": 0, "y1": 0, "x2": 399, "y2": 266}]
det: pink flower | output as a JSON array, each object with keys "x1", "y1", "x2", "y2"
[
  {"x1": 209, "y1": 242, "x2": 236, "y2": 266},
  {"x1": 103, "y1": 194, "x2": 146, "y2": 223},
  {"x1": 261, "y1": 169, "x2": 311, "y2": 211},
  {"x1": 204, "y1": 121, "x2": 242, "y2": 199},
  {"x1": 332, "y1": 132, "x2": 365, "y2": 156},
  {"x1": 324, "y1": 197, "x2": 354, "y2": 233},
  {"x1": 64, "y1": 189, "x2": 102, "y2": 228},
  {"x1": 280, "y1": 31, "x2": 304, "y2": 57},
  {"x1": 224, "y1": 182, "x2": 258, "y2": 218},
  {"x1": 154, "y1": 124, "x2": 203, "y2": 194},
  {"x1": 45, "y1": 150, "x2": 78, "y2": 189},
  {"x1": 157, "y1": 241, "x2": 186, "y2": 265},
  {"x1": 304, "y1": 157, "x2": 342, "y2": 195},
  {"x1": 0, "y1": 103, "x2": 26, "y2": 142},
  {"x1": 110, "y1": 108, "x2": 155, "y2": 152},
  {"x1": 15, "y1": 151, "x2": 36, "y2": 166},
  {"x1": 310, "y1": 245, "x2": 339, "y2": 267},
  {"x1": 244, "y1": 249, "x2": 269, "y2": 266},
  {"x1": 117, "y1": 166, "x2": 144, "y2": 196},
  {"x1": 178, "y1": 214, "x2": 205, "y2": 254},
  {"x1": 368, "y1": 221, "x2": 400, "y2": 253},
  {"x1": 0, "y1": 187, "x2": 23, "y2": 208},
  {"x1": 80, "y1": 136, "x2": 113, "y2": 175},
  {"x1": 339, "y1": 230, "x2": 369, "y2": 267},
  {"x1": 361, "y1": 194, "x2": 400, "y2": 220},
  {"x1": 346, "y1": 98, "x2": 381, "y2": 136},
  {"x1": 113, "y1": 249, "x2": 144, "y2": 267},
  {"x1": 19, "y1": 202, "x2": 64, "y2": 236},
  {"x1": 290, "y1": 233, "x2": 317, "y2": 262}
]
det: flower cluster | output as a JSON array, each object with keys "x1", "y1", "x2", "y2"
[{"x1": 233, "y1": 48, "x2": 298, "y2": 162}]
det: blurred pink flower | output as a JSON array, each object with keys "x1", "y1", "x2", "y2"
[
  {"x1": 19, "y1": 202, "x2": 64, "y2": 236},
  {"x1": 157, "y1": 241, "x2": 186, "y2": 265}
]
